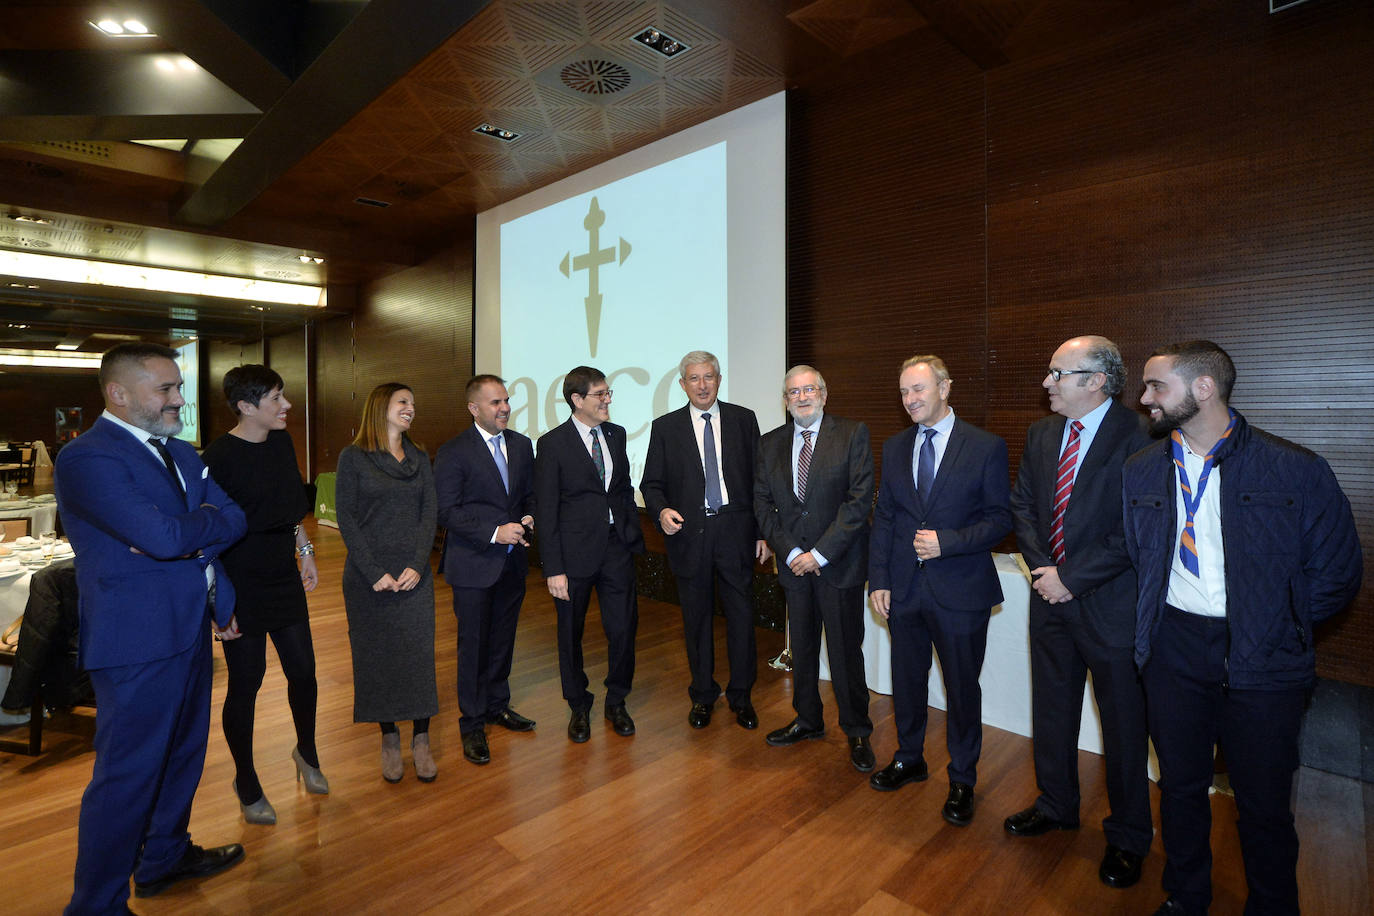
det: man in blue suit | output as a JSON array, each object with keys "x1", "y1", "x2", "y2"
[
  {"x1": 434, "y1": 375, "x2": 537, "y2": 766},
  {"x1": 57, "y1": 343, "x2": 248, "y2": 914},
  {"x1": 868, "y1": 355, "x2": 1012, "y2": 827},
  {"x1": 535, "y1": 366, "x2": 646, "y2": 743}
]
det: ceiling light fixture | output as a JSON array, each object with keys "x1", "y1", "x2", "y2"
[
  {"x1": 7, "y1": 213, "x2": 51, "y2": 225},
  {"x1": 632, "y1": 26, "x2": 691, "y2": 58},
  {"x1": 0, "y1": 249, "x2": 326, "y2": 307},
  {"x1": 297, "y1": 253, "x2": 324, "y2": 264},
  {"x1": 474, "y1": 123, "x2": 520, "y2": 142},
  {"x1": 88, "y1": 18, "x2": 157, "y2": 37},
  {"x1": 0, "y1": 348, "x2": 103, "y2": 369}
]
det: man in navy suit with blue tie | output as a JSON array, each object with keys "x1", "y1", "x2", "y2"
[
  {"x1": 868, "y1": 355, "x2": 1012, "y2": 827},
  {"x1": 56, "y1": 343, "x2": 248, "y2": 914},
  {"x1": 434, "y1": 375, "x2": 537, "y2": 766}
]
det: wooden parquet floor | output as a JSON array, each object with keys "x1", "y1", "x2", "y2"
[{"x1": 1, "y1": 521, "x2": 1370, "y2": 914}]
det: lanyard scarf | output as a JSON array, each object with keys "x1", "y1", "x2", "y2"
[{"x1": 1169, "y1": 409, "x2": 1237, "y2": 576}]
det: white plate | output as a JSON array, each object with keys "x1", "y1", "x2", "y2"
[{"x1": 0, "y1": 567, "x2": 25, "y2": 579}]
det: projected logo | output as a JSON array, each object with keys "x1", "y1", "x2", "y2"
[{"x1": 558, "y1": 196, "x2": 631, "y2": 358}]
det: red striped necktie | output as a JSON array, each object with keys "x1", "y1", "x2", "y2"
[{"x1": 1049, "y1": 420, "x2": 1083, "y2": 564}]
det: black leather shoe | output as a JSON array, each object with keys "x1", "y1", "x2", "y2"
[
  {"x1": 605, "y1": 704, "x2": 635, "y2": 736},
  {"x1": 461, "y1": 729, "x2": 490, "y2": 765},
  {"x1": 1003, "y1": 805, "x2": 1078, "y2": 837},
  {"x1": 568, "y1": 709, "x2": 590, "y2": 743},
  {"x1": 1153, "y1": 898, "x2": 1190, "y2": 915},
  {"x1": 729, "y1": 703, "x2": 758, "y2": 730},
  {"x1": 765, "y1": 719, "x2": 825, "y2": 746},
  {"x1": 133, "y1": 843, "x2": 245, "y2": 897},
  {"x1": 490, "y1": 707, "x2": 536, "y2": 732},
  {"x1": 942, "y1": 782, "x2": 975, "y2": 826},
  {"x1": 1099, "y1": 845, "x2": 1144, "y2": 889},
  {"x1": 688, "y1": 702, "x2": 712, "y2": 729},
  {"x1": 869, "y1": 758, "x2": 929, "y2": 791},
  {"x1": 848, "y1": 736, "x2": 876, "y2": 772}
]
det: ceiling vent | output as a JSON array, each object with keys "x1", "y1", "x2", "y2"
[
  {"x1": 535, "y1": 48, "x2": 655, "y2": 105},
  {"x1": 560, "y1": 60, "x2": 632, "y2": 95}
]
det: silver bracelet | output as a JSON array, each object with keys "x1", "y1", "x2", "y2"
[{"x1": 297, "y1": 542, "x2": 315, "y2": 558}]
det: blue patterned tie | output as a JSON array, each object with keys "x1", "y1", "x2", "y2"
[
  {"x1": 590, "y1": 428, "x2": 605, "y2": 487},
  {"x1": 916, "y1": 427, "x2": 937, "y2": 506},
  {"x1": 702, "y1": 413, "x2": 723, "y2": 512},
  {"x1": 490, "y1": 434, "x2": 509, "y2": 492}
]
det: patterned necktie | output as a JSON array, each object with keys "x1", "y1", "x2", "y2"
[
  {"x1": 796, "y1": 429, "x2": 813, "y2": 501},
  {"x1": 590, "y1": 427, "x2": 606, "y2": 487},
  {"x1": 149, "y1": 437, "x2": 186, "y2": 500},
  {"x1": 1049, "y1": 420, "x2": 1083, "y2": 564},
  {"x1": 489, "y1": 434, "x2": 509, "y2": 492},
  {"x1": 702, "y1": 413, "x2": 723, "y2": 512},
  {"x1": 916, "y1": 427, "x2": 937, "y2": 506},
  {"x1": 1170, "y1": 410, "x2": 1237, "y2": 576}
]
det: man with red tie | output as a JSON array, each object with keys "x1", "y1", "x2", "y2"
[
  {"x1": 1003, "y1": 336, "x2": 1152, "y2": 890},
  {"x1": 1124, "y1": 340, "x2": 1361, "y2": 916}
]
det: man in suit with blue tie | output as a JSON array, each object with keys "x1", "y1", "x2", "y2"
[
  {"x1": 640, "y1": 351, "x2": 771, "y2": 730},
  {"x1": 435, "y1": 375, "x2": 538, "y2": 767},
  {"x1": 755, "y1": 365, "x2": 876, "y2": 772},
  {"x1": 535, "y1": 366, "x2": 646, "y2": 743},
  {"x1": 868, "y1": 355, "x2": 1012, "y2": 827},
  {"x1": 56, "y1": 343, "x2": 248, "y2": 914},
  {"x1": 1003, "y1": 336, "x2": 1153, "y2": 889}
]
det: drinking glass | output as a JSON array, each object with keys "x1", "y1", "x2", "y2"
[
  {"x1": 3, "y1": 479, "x2": 16, "y2": 497},
  {"x1": 40, "y1": 530, "x2": 56, "y2": 560}
]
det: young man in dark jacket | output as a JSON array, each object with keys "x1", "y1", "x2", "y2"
[{"x1": 1122, "y1": 340, "x2": 1362, "y2": 916}]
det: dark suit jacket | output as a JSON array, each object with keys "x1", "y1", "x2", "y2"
[
  {"x1": 54, "y1": 415, "x2": 246, "y2": 670},
  {"x1": 434, "y1": 424, "x2": 536, "y2": 589},
  {"x1": 869, "y1": 417, "x2": 1011, "y2": 610},
  {"x1": 1012, "y1": 400, "x2": 1152, "y2": 647},
  {"x1": 754, "y1": 413, "x2": 874, "y2": 590},
  {"x1": 640, "y1": 401, "x2": 760, "y2": 578},
  {"x1": 535, "y1": 418, "x2": 645, "y2": 579}
]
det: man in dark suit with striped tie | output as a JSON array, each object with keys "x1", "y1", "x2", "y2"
[
  {"x1": 754, "y1": 365, "x2": 876, "y2": 772},
  {"x1": 535, "y1": 366, "x2": 646, "y2": 743},
  {"x1": 868, "y1": 355, "x2": 1012, "y2": 827},
  {"x1": 434, "y1": 375, "x2": 537, "y2": 766},
  {"x1": 1003, "y1": 336, "x2": 1153, "y2": 890}
]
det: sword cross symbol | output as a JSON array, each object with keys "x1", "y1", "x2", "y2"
[{"x1": 559, "y1": 196, "x2": 631, "y2": 358}]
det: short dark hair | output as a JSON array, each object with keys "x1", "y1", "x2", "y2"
[
  {"x1": 99, "y1": 342, "x2": 179, "y2": 389},
  {"x1": 1151, "y1": 340, "x2": 1236, "y2": 403},
  {"x1": 562, "y1": 366, "x2": 605, "y2": 409},
  {"x1": 223, "y1": 364, "x2": 285, "y2": 415},
  {"x1": 465, "y1": 374, "x2": 505, "y2": 403}
]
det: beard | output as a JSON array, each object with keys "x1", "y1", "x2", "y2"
[
  {"x1": 1148, "y1": 391, "x2": 1200, "y2": 435},
  {"x1": 130, "y1": 402, "x2": 184, "y2": 437}
]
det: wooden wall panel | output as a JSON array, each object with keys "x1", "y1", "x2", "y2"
[
  {"x1": 788, "y1": 0, "x2": 1374, "y2": 685},
  {"x1": 0, "y1": 371, "x2": 102, "y2": 448}
]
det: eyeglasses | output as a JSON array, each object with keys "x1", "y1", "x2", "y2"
[
  {"x1": 1046, "y1": 368, "x2": 1098, "y2": 382},
  {"x1": 785, "y1": 385, "x2": 824, "y2": 400},
  {"x1": 584, "y1": 389, "x2": 613, "y2": 401}
]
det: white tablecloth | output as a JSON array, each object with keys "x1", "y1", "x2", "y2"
[
  {"x1": 0, "y1": 566, "x2": 35, "y2": 723},
  {"x1": 0, "y1": 501, "x2": 58, "y2": 537},
  {"x1": 818, "y1": 553, "x2": 1111, "y2": 755}
]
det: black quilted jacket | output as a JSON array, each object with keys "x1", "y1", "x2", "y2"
[{"x1": 1121, "y1": 411, "x2": 1362, "y2": 690}]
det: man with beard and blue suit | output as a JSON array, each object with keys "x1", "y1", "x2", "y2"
[
  {"x1": 435, "y1": 375, "x2": 538, "y2": 766},
  {"x1": 868, "y1": 355, "x2": 1011, "y2": 827},
  {"x1": 56, "y1": 342, "x2": 247, "y2": 914},
  {"x1": 535, "y1": 365, "x2": 645, "y2": 743}
]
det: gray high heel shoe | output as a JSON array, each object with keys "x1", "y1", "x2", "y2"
[
  {"x1": 291, "y1": 747, "x2": 330, "y2": 795},
  {"x1": 234, "y1": 780, "x2": 276, "y2": 825}
]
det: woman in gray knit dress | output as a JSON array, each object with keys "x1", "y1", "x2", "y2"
[{"x1": 336, "y1": 382, "x2": 440, "y2": 783}]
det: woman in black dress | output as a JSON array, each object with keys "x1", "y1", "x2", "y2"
[
  {"x1": 203, "y1": 365, "x2": 328, "y2": 825},
  {"x1": 336, "y1": 382, "x2": 439, "y2": 783}
]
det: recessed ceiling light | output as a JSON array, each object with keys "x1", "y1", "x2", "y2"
[
  {"x1": 632, "y1": 27, "x2": 690, "y2": 58},
  {"x1": 155, "y1": 58, "x2": 174, "y2": 72},
  {"x1": 123, "y1": 19, "x2": 149, "y2": 34},
  {"x1": 94, "y1": 19, "x2": 123, "y2": 34},
  {"x1": 89, "y1": 18, "x2": 157, "y2": 38},
  {"x1": 473, "y1": 123, "x2": 520, "y2": 142}
]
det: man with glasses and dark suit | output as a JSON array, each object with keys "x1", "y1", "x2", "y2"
[{"x1": 535, "y1": 366, "x2": 646, "y2": 743}]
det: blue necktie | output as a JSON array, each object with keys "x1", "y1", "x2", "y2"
[
  {"x1": 590, "y1": 428, "x2": 605, "y2": 487},
  {"x1": 489, "y1": 434, "x2": 509, "y2": 492},
  {"x1": 702, "y1": 413, "x2": 723, "y2": 512},
  {"x1": 916, "y1": 427, "x2": 937, "y2": 506}
]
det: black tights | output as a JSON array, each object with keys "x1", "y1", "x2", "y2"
[
  {"x1": 379, "y1": 718, "x2": 429, "y2": 736},
  {"x1": 222, "y1": 619, "x2": 319, "y2": 805}
]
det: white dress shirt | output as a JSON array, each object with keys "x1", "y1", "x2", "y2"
[
  {"x1": 1165, "y1": 439, "x2": 1227, "y2": 617},
  {"x1": 691, "y1": 400, "x2": 730, "y2": 509}
]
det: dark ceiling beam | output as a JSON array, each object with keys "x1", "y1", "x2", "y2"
[
  {"x1": 0, "y1": 50, "x2": 260, "y2": 141},
  {"x1": 906, "y1": 0, "x2": 1014, "y2": 70},
  {"x1": 146, "y1": 0, "x2": 294, "y2": 110},
  {"x1": 177, "y1": 0, "x2": 495, "y2": 228}
]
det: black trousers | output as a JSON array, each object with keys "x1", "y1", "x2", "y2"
[
  {"x1": 451, "y1": 551, "x2": 526, "y2": 734},
  {"x1": 1143, "y1": 606, "x2": 1306, "y2": 916},
  {"x1": 676, "y1": 511, "x2": 756, "y2": 707},
  {"x1": 1029, "y1": 602, "x2": 1152, "y2": 855},
  {"x1": 784, "y1": 575, "x2": 871, "y2": 737},
  {"x1": 555, "y1": 531, "x2": 637, "y2": 713},
  {"x1": 888, "y1": 581, "x2": 988, "y2": 786}
]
